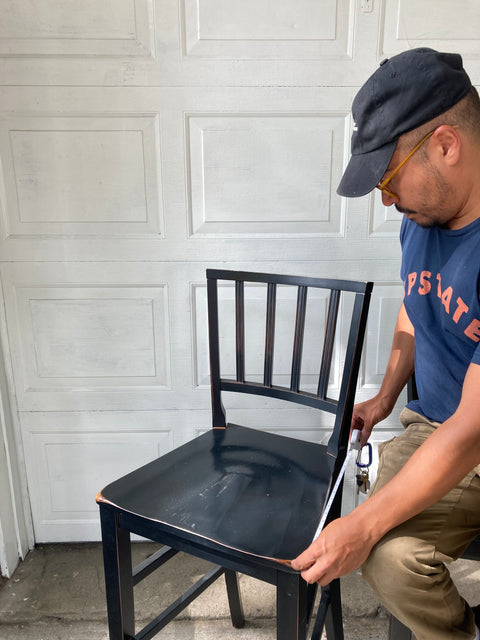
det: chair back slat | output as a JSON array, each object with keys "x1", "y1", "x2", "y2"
[
  {"x1": 263, "y1": 282, "x2": 277, "y2": 387},
  {"x1": 317, "y1": 289, "x2": 340, "y2": 400},
  {"x1": 235, "y1": 280, "x2": 245, "y2": 383},
  {"x1": 290, "y1": 286, "x2": 308, "y2": 393}
]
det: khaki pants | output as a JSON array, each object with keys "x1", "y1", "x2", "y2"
[{"x1": 362, "y1": 408, "x2": 480, "y2": 640}]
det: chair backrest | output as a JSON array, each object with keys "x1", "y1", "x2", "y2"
[
  {"x1": 407, "y1": 373, "x2": 418, "y2": 403},
  {"x1": 207, "y1": 269, "x2": 373, "y2": 462}
]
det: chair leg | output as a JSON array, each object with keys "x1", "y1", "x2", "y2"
[
  {"x1": 306, "y1": 582, "x2": 318, "y2": 627},
  {"x1": 389, "y1": 615, "x2": 412, "y2": 640},
  {"x1": 311, "y1": 580, "x2": 344, "y2": 640},
  {"x1": 224, "y1": 570, "x2": 245, "y2": 628},
  {"x1": 99, "y1": 506, "x2": 135, "y2": 640},
  {"x1": 324, "y1": 579, "x2": 344, "y2": 640},
  {"x1": 310, "y1": 587, "x2": 329, "y2": 640},
  {"x1": 276, "y1": 572, "x2": 309, "y2": 640}
]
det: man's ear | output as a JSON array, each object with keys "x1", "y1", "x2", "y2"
[{"x1": 432, "y1": 125, "x2": 461, "y2": 165}]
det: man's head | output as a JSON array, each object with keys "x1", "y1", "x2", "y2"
[{"x1": 337, "y1": 48, "x2": 472, "y2": 198}]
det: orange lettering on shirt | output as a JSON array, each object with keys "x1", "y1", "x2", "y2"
[
  {"x1": 441, "y1": 286, "x2": 453, "y2": 314},
  {"x1": 407, "y1": 272, "x2": 417, "y2": 296},
  {"x1": 436, "y1": 273, "x2": 442, "y2": 298},
  {"x1": 418, "y1": 271, "x2": 431, "y2": 295},
  {"x1": 465, "y1": 318, "x2": 480, "y2": 342},
  {"x1": 452, "y1": 297, "x2": 469, "y2": 324}
]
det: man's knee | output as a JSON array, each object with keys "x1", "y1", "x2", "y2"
[
  {"x1": 362, "y1": 535, "x2": 402, "y2": 594},
  {"x1": 362, "y1": 533, "x2": 474, "y2": 639},
  {"x1": 362, "y1": 533, "x2": 432, "y2": 596}
]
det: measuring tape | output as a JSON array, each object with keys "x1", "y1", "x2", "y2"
[{"x1": 311, "y1": 429, "x2": 362, "y2": 542}]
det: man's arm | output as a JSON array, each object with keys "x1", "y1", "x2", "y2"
[
  {"x1": 292, "y1": 361, "x2": 480, "y2": 585},
  {"x1": 352, "y1": 302, "x2": 415, "y2": 444}
]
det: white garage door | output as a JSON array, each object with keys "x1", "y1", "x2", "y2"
[{"x1": 0, "y1": 0, "x2": 479, "y2": 544}]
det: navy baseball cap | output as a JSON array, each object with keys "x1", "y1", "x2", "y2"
[{"x1": 337, "y1": 48, "x2": 472, "y2": 197}]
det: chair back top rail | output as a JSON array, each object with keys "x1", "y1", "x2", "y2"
[
  {"x1": 207, "y1": 269, "x2": 373, "y2": 461},
  {"x1": 207, "y1": 268, "x2": 370, "y2": 293}
]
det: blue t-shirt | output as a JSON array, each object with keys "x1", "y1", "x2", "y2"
[{"x1": 400, "y1": 216, "x2": 480, "y2": 423}]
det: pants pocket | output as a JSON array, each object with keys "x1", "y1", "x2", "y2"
[{"x1": 368, "y1": 436, "x2": 396, "y2": 497}]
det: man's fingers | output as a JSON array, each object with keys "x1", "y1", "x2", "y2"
[
  {"x1": 291, "y1": 551, "x2": 315, "y2": 571},
  {"x1": 291, "y1": 539, "x2": 323, "y2": 571},
  {"x1": 300, "y1": 560, "x2": 330, "y2": 586},
  {"x1": 351, "y1": 414, "x2": 364, "y2": 429},
  {"x1": 292, "y1": 542, "x2": 330, "y2": 585}
]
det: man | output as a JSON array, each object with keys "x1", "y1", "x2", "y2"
[{"x1": 291, "y1": 48, "x2": 480, "y2": 639}]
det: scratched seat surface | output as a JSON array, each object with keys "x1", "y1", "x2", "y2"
[{"x1": 100, "y1": 423, "x2": 331, "y2": 560}]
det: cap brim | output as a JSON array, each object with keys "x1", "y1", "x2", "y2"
[{"x1": 336, "y1": 140, "x2": 397, "y2": 198}]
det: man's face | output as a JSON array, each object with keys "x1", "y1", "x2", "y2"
[
  {"x1": 392, "y1": 162, "x2": 456, "y2": 229},
  {"x1": 379, "y1": 137, "x2": 459, "y2": 229}
]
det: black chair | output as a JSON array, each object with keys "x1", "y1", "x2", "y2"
[
  {"x1": 97, "y1": 269, "x2": 373, "y2": 640},
  {"x1": 389, "y1": 376, "x2": 480, "y2": 640}
]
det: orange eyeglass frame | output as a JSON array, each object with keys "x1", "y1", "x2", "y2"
[{"x1": 376, "y1": 125, "x2": 459, "y2": 199}]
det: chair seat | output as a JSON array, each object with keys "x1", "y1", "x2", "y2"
[
  {"x1": 462, "y1": 534, "x2": 480, "y2": 560},
  {"x1": 99, "y1": 424, "x2": 333, "y2": 561}
]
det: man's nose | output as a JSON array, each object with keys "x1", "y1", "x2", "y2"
[{"x1": 381, "y1": 190, "x2": 399, "y2": 207}]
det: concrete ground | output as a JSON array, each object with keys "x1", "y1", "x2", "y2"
[{"x1": 0, "y1": 543, "x2": 479, "y2": 639}]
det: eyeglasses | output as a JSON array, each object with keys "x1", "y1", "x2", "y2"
[{"x1": 376, "y1": 129, "x2": 436, "y2": 199}]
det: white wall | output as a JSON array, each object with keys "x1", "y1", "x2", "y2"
[{"x1": 0, "y1": 0, "x2": 479, "y2": 563}]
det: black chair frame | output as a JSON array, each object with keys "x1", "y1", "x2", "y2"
[{"x1": 97, "y1": 269, "x2": 373, "y2": 640}]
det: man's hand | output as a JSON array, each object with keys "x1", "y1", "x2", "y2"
[
  {"x1": 291, "y1": 514, "x2": 375, "y2": 585},
  {"x1": 351, "y1": 396, "x2": 393, "y2": 445}
]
